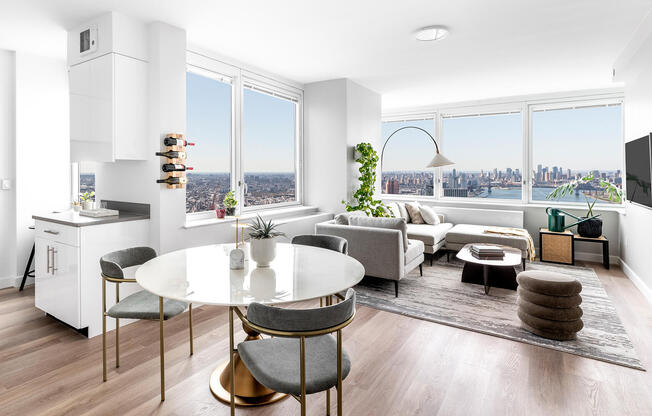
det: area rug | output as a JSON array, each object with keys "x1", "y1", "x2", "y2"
[{"x1": 354, "y1": 255, "x2": 644, "y2": 370}]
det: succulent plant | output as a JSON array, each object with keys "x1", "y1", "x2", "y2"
[{"x1": 248, "y1": 215, "x2": 285, "y2": 240}]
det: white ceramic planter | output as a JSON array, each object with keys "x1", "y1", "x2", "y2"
[
  {"x1": 250, "y1": 238, "x2": 277, "y2": 267},
  {"x1": 82, "y1": 200, "x2": 94, "y2": 210}
]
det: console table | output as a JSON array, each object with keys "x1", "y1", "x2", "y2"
[{"x1": 574, "y1": 234, "x2": 610, "y2": 269}]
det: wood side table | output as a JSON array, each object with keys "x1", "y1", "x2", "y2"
[{"x1": 539, "y1": 228, "x2": 574, "y2": 265}]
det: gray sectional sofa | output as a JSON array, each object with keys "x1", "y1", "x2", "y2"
[{"x1": 316, "y1": 203, "x2": 533, "y2": 296}]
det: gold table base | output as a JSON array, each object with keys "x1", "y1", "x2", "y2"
[{"x1": 210, "y1": 329, "x2": 287, "y2": 407}]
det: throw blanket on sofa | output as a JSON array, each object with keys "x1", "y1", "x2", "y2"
[{"x1": 484, "y1": 227, "x2": 536, "y2": 261}]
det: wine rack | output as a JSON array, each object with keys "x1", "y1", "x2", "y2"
[{"x1": 158, "y1": 133, "x2": 189, "y2": 189}]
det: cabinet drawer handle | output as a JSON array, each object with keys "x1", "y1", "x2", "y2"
[
  {"x1": 44, "y1": 230, "x2": 60, "y2": 235},
  {"x1": 46, "y1": 245, "x2": 50, "y2": 273},
  {"x1": 52, "y1": 248, "x2": 57, "y2": 274}
]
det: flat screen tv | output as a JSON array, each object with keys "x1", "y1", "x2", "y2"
[{"x1": 626, "y1": 134, "x2": 652, "y2": 208}]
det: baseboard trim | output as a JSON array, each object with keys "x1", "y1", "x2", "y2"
[
  {"x1": 573, "y1": 251, "x2": 619, "y2": 265},
  {"x1": 0, "y1": 276, "x2": 34, "y2": 290},
  {"x1": 619, "y1": 258, "x2": 652, "y2": 306}
]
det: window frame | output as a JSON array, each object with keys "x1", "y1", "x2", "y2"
[
  {"x1": 240, "y1": 77, "x2": 303, "y2": 213},
  {"x1": 437, "y1": 106, "x2": 525, "y2": 203},
  {"x1": 381, "y1": 93, "x2": 624, "y2": 208},
  {"x1": 527, "y1": 98, "x2": 625, "y2": 207},
  {"x1": 184, "y1": 53, "x2": 304, "y2": 219}
]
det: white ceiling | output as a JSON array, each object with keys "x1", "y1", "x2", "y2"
[{"x1": 1, "y1": 0, "x2": 651, "y2": 110}]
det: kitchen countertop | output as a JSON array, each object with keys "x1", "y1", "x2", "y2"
[{"x1": 32, "y1": 210, "x2": 150, "y2": 227}]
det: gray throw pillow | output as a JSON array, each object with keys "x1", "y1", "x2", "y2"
[
  {"x1": 405, "y1": 202, "x2": 425, "y2": 224},
  {"x1": 334, "y1": 211, "x2": 366, "y2": 225},
  {"x1": 349, "y1": 216, "x2": 408, "y2": 252}
]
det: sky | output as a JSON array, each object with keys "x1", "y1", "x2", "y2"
[
  {"x1": 382, "y1": 104, "x2": 622, "y2": 173},
  {"x1": 186, "y1": 71, "x2": 296, "y2": 174}
]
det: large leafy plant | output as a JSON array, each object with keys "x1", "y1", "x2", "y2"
[
  {"x1": 248, "y1": 215, "x2": 285, "y2": 239},
  {"x1": 546, "y1": 173, "x2": 623, "y2": 216},
  {"x1": 342, "y1": 142, "x2": 390, "y2": 217}
]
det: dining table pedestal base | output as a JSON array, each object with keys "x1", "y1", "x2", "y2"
[{"x1": 210, "y1": 326, "x2": 287, "y2": 407}]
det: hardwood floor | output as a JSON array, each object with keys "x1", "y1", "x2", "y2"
[{"x1": 1, "y1": 262, "x2": 651, "y2": 415}]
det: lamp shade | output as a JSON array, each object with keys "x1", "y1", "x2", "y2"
[{"x1": 426, "y1": 152, "x2": 454, "y2": 167}]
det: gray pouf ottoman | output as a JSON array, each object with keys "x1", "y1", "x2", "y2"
[{"x1": 516, "y1": 270, "x2": 583, "y2": 341}]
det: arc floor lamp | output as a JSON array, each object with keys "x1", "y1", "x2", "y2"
[{"x1": 381, "y1": 125, "x2": 454, "y2": 168}]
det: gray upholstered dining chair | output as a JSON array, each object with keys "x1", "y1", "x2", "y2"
[
  {"x1": 100, "y1": 247, "x2": 193, "y2": 401},
  {"x1": 291, "y1": 234, "x2": 348, "y2": 255},
  {"x1": 237, "y1": 288, "x2": 356, "y2": 416},
  {"x1": 292, "y1": 234, "x2": 349, "y2": 307}
]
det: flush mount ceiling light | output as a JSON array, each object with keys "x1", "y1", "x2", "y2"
[{"x1": 415, "y1": 25, "x2": 449, "y2": 42}]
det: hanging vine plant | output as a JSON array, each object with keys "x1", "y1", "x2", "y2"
[{"x1": 342, "y1": 142, "x2": 390, "y2": 217}]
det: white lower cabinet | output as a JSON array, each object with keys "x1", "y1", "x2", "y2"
[
  {"x1": 35, "y1": 238, "x2": 81, "y2": 328},
  {"x1": 34, "y1": 219, "x2": 149, "y2": 337}
]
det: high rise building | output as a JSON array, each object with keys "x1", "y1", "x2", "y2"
[{"x1": 384, "y1": 178, "x2": 399, "y2": 194}]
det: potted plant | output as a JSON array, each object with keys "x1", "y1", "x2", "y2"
[
  {"x1": 342, "y1": 142, "x2": 391, "y2": 217},
  {"x1": 223, "y1": 191, "x2": 238, "y2": 216},
  {"x1": 248, "y1": 215, "x2": 285, "y2": 267},
  {"x1": 546, "y1": 173, "x2": 622, "y2": 238},
  {"x1": 80, "y1": 191, "x2": 95, "y2": 211}
]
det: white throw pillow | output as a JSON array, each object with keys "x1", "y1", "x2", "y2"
[
  {"x1": 419, "y1": 205, "x2": 441, "y2": 225},
  {"x1": 396, "y1": 202, "x2": 410, "y2": 222},
  {"x1": 385, "y1": 202, "x2": 400, "y2": 218},
  {"x1": 405, "y1": 202, "x2": 425, "y2": 224}
]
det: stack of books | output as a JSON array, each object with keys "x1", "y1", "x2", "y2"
[{"x1": 470, "y1": 244, "x2": 504, "y2": 260}]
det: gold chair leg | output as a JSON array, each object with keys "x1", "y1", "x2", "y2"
[
  {"x1": 189, "y1": 303, "x2": 194, "y2": 355},
  {"x1": 300, "y1": 336, "x2": 306, "y2": 416},
  {"x1": 102, "y1": 276, "x2": 107, "y2": 382},
  {"x1": 115, "y1": 283, "x2": 120, "y2": 368},
  {"x1": 326, "y1": 388, "x2": 331, "y2": 415},
  {"x1": 229, "y1": 306, "x2": 235, "y2": 416},
  {"x1": 337, "y1": 329, "x2": 342, "y2": 416},
  {"x1": 115, "y1": 318, "x2": 120, "y2": 368},
  {"x1": 159, "y1": 296, "x2": 165, "y2": 401}
]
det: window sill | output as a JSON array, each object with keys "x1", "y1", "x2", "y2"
[
  {"x1": 183, "y1": 205, "x2": 319, "y2": 229},
  {"x1": 380, "y1": 194, "x2": 626, "y2": 214}
]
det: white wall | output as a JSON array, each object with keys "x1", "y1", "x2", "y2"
[
  {"x1": 0, "y1": 50, "x2": 69, "y2": 289},
  {"x1": 0, "y1": 50, "x2": 16, "y2": 286},
  {"x1": 304, "y1": 78, "x2": 382, "y2": 214},
  {"x1": 614, "y1": 15, "x2": 652, "y2": 302},
  {"x1": 15, "y1": 53, "x2": 70, "y2": 281}
]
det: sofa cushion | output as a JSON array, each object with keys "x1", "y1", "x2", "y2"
[
  {"x1": 445, "y1": 224, "x2": 529, "y2": 252},
  {"x1": 419, "y1": 205, "x2": 441, "y2": 225},
  {"x1": 405, "y1": 239, "x2": 424, "y2": 265},
  {"x1": 333, "y1": 211, "x2": 366, "y2": 225},
  {"x1": 405, "y1": 202, "x2": 425, "y2": 224},
  {"x1": 396, "y1": 202, "x2": 410, "y2": 222},
  {"x1": 385, "y1": 202, "x2": 400, "y2": 218},
  {"x1": 349, "y1": 216, "x2": 408, "y2": 252},
  {"x1": 406, "y1": 223, "x2": 453, "y2": 246}
]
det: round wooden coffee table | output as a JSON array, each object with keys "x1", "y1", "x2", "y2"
[{"x1": 456, "y1": 243, "x2": 522, "y2": 294}]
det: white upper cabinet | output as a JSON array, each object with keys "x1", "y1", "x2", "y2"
[{"x1": 68, "y1": 12, "x2": 149, "y2": 162}]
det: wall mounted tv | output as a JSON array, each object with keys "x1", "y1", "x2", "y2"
[{"x1": 625, "y1": 134, "x2": 652, "y2": 208}]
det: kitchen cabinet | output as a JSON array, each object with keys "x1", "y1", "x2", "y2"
[{"x1": 69, "y1": 53, "x2": 148, "y2": 162}]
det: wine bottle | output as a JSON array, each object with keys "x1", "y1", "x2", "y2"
[
  {"x1": 156, "y1": 150, "x2": 186, "y2": 159},
  {"x1": 163, "y1": 137, "x2": 195, "y2": 147},
  {"x1": 156, "y1": 176, "x2": 188, "y2": 185},
  {"x1": 162, "y1": 164, "x2": 193, "y2": 172}
]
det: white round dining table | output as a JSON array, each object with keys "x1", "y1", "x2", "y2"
[{"x1": 135, "y1": 242, "x2": 365, "y2": 411}]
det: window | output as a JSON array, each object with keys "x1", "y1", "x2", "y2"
[
  {"x1": 381, "y1": 119, "x2": 436, "y2": 196},
  {"x1": 441, "y1": 112, "x2": 522, "y2": 200},
  {"x1": 531, "y1": 103, "x2": 622, "y2": 202},
  {"x1": 242, "y1": 86, "x2": 297, "y2": 207},
  {"x1": 185, "y1": 70, "x2": 233, "y2": 213},
  {"x1": 184, "y1": 54, "x2": 303, "y2": 217}
]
